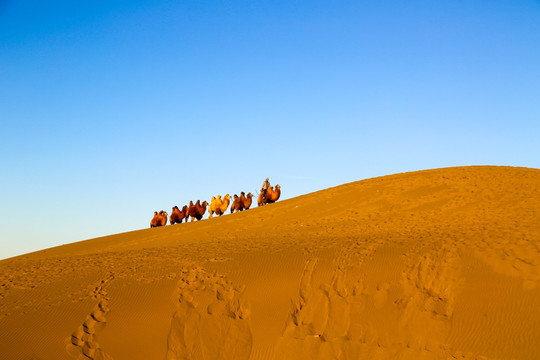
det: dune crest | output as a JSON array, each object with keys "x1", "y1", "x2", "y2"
[{"x1": 0, "y1": 166, "x2": 539, "y2": 359}]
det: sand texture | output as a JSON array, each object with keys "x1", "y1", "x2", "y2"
[{"x1": 1, "y1": 166, "x2": 539, "y2": 360}]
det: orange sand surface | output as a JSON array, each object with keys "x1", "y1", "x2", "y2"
[{"x1": 1, "y1": 166, "x2": 539, "y2": 360}]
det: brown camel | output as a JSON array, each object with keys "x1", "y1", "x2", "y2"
[
  {"x1": 150, "y1": 210, "x2": 168, "y2": 227},
  {"x1": 188, "y1": 200, "x2": 208, "y2": 221},
  {"x1": 242, "y1": 192, "x2": 253, "y2": 210},
  {"x1": 258, "y1": 185, "x2": 281, "y2": 206},
  {"x1": 230, "y1": 194, "x2": 242, "y2": 213},
  {"x1": 160, "y1": 210, "x2": 168, "y2": 226},
  {"x1": 150, "y1": 211, "x2": 160, "y2": 228},
  {"x1": 170, "y1": 205, "x2": 188, "y2": 225},
  {"x1": 187, "y1": 201, "x2": 197, "y2": 221}
]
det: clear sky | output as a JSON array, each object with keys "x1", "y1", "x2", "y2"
[{"x1": 1, "y1": 0, "x2": 539, "y2": 260}]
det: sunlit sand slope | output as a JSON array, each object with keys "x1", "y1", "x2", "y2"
[{"x1": 1, "y1": 166, "x2": 539, "y2": 360}]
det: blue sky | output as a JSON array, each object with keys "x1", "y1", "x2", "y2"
[{"x1": 1, "y1": 0, "x2": 539, "y2": 260}]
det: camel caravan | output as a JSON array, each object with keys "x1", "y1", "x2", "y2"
[{"x1": 149, "y1": 179, "x2": 281, "y2": 228}]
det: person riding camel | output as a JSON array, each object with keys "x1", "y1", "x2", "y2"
[{"x1": 261, "y1": 177, "x2": 270, "y2": 201}]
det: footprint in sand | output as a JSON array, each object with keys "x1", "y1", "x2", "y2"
[
  {"x1": 396, "y1": 245, "x2": 461, "y2": 351},
  {"x1": 166, "y1": 267, "x2": 252, "y2": 360},
  {"x1": 66, "y1": 275, "x2": 115, "y2": 360},
  {"x1": 277, "y1": 259, "x2": 370, "y2": 359},
  {"x1": 373, "y1": 282, "x2": 390, "y2": 309}
]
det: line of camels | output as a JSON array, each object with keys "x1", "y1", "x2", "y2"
[{"x1": 150, "y1": 185, "x2": 281, "y2": 228}]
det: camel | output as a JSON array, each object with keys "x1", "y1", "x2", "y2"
[
  {"x1": 170, "y1": 206, "x2": 180, "y2": 224},
  {"x1": 196, "y1": 201, "x2": 208, "y2": 220},
  {"x1": 150, "y1": 210, "x2": 168, "y2": 227},
  {"x1": 230, "y1": 194, "x2": 242, "y2": 213},
  {"x1": 180, "y1": 205, "x2": 188, "y2": 222},
  {"x1": 208, "y1": 195, "x2": 223, "y2": 218},
  {"x1": 258, "y1": 185, "x2": 281, "y2": 206},
  {"x1": 268, "y1": 185, "x2": 281, "y2": 203},
  {"x1": 188, "y1": 200, "x2": 208, "y2": 221},
  {"x1": 218, "y1": 194, "x2": 231, "y2": 215},
  {"x1": 150, "y1": 211, "x2": 160, "y2": 228},
  {"x1": 187, "y1": 201, "x2": 197, "y2": 221},
  {"x1": 236, "y1": 193, "x2": 246, "y2": 212},
  {"x1": 242, "y1": 192, "x2": 253, "y2": 210},
  {"x1": 209, "y1": 194, "x2": 231, "y2": 217},
  {"x1": 170, "y1": 205, "x2": 188, "y2": 225},
  {"x1": 160, "y1": 210, "x2": 168, "y2": 226}
]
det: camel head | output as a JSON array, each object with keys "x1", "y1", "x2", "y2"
[{"x1": 247, "y1": 192, "x2": 253, "y2": 198}]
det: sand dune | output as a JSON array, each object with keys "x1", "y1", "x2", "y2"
[{"x1": 1, "y1": 166, "x2": 539, "y2": 360}]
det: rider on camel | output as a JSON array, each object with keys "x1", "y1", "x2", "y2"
[{"x1": 260, "y1": 177, "x2": 270, "y2": 201}]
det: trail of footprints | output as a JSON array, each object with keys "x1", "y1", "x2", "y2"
[
  {"x1": 66, "y1": 275, "x2": 115, "y2": 360},
  {"x1": 64, "y1": 268, "x2": 253, "y2": 360},
  {"x1": 167, "y1": 267, "x2": 253, "y2": 360},
  {"x1": 276, "y1": 246, "x2": 490, "y2": 359},
  {"x1": 395, "y1": 244, "x2": 462, "y2": 354},
  {"x1": 276, "y1": 258, "x2": 364, "y2": 359}
]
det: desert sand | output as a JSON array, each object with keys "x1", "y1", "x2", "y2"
[{"x1": 1, "y1": 166, "x2": 539, "y2": 360}]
